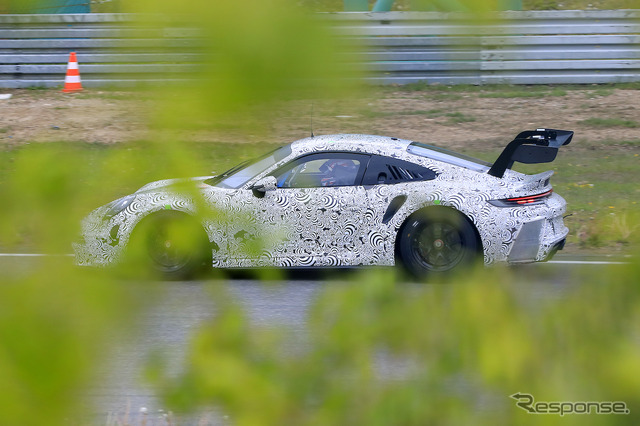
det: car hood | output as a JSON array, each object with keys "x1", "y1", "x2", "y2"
[{"x1": 135, "y1": 176, "x2": 214, "y2": 194}]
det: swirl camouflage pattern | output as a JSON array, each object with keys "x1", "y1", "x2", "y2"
[{"x1": 74, "y1": 130, "x2": 573, "y2": 278}]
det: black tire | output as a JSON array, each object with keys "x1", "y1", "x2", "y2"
[
  {"x1": 128, "y1": 211, "x2": 211, "y2": 280},
  {"x1": 397, "y1": 208, "x2": 480, "y2": 278}
]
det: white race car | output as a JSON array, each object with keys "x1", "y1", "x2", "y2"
[{"x1": 74, "y1": 129, "x2": 572, "y2": 278}]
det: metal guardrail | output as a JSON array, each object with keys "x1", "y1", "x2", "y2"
[
  {"x1": 0, "y1": 14, "x2": 199, "y2": 88},
  {"x1": 1, "y1": 10, "x2": 640, "y2": 88},
  {"x1": 336, "y1": 10, "x2": 640, "y2": 84}
]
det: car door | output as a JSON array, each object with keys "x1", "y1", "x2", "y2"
[
  {"x1": 361, "y1": 155, "x2": 440, "y2": 264},
  {"x1": 228, "y1": 152, "x2": 372, "y2": 267}
]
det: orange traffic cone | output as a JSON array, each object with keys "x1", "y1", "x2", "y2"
[{"x1": 62, "y1": 52, "x2": 83, "y2": 93}]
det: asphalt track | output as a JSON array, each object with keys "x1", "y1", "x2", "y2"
[{"x1": 0, "y1": 253, "x2": 634, "y2": 424}]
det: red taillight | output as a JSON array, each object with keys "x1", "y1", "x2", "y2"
[
  {"x1": 489, "y1": 189, "x2": 553, "y2": 207},
  {"x1": 508, "y1": 189, "x2": 553, "y2": 205}
]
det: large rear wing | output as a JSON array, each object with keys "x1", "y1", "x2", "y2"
[{"x1": 488, "y1": 129, "x2": 574, "y2": 178}]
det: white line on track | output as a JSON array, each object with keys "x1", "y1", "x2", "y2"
[
  {"x1": 0, "y1": 253, "x2": 73, "y2": 257},
  {"x1": 547, "y1": 260, "x2": 630, "y2": 265}
]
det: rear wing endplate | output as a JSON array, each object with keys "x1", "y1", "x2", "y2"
[{"x1": 488, "y1": 129, "x2": 573, "y2": 178}]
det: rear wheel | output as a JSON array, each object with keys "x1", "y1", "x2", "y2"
[
  {"x1": 397, "y1": 208, "x2": 480, "y2": 278},
  {"x1": 128, "y1": 211, "x2": 211, "y2": 279}
]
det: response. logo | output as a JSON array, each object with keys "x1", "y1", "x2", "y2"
[{"x1": 510, "y1": 393, "x2": 630, "y2": 416}]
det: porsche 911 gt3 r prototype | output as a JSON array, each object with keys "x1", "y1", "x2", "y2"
[{"x1": 74, "y1": 129, "x2": 573, "y2": 278}]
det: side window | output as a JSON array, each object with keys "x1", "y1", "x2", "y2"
[
  {"x1": 363, "y1": 155, "x2": 437, "y2": 185},
  {"x1": 274, "y1": 153, "x2": 368, "y2": 188}
]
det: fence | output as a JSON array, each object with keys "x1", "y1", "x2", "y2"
[
  {"x1": 335, "y1": 10, "x2": 640, "y2": 84},
  {"x1": 1, "y1": 10, "x2": 640, "y2": 88},
  {"x1": 0, "y1": 14, "x2": 199, "y2": 88}
]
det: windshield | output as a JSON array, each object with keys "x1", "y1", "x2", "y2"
[
  {"x1": 207, "y1": 145, "x2": 292, "y2": 189},
  {"x1": 407, "y1": 142, "x2": 490, "y2": 173}
]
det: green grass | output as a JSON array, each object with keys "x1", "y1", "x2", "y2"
[
  {"x1": 580, "y1": 117, "x2": 640, "y2": 128},
  {"x1": 453, "y1": 143, "x2": 640, "y2": 251},
  {"x1": 3, "y1": 80, "x2": 640, "y2": 252},
  {"x1": 446, "y1": 112, "x2": 476, "y2": 123},
  {"x1": 358, "y1": 108, "x2": 446, "y2": 119},
  {"x1": 0, "y1": 140, "x2": 280, "y2": 203},
  {"x1": 392, "y1": 82, "x2": 484, "y2": 93},
  {"x1": 526, "y1": 151, "x2": 640, "y2": 249},
  {"x1": 0, "y1": 140, "x2": 283, "y2": 253},
  {"x1": 402, "y1": 109, "x2": 444, "y2": 116},
  {"x1": 74, "y1": 91, "x2": 149, "y2": 101},
  {"x1": 361, "y1": 108, "x2": 477, "y2": 123},
  {"x1": 359, "y1": 109, "x2": 440, "y2": 118},
  {"x1": 479, "y1": 91, "x2": 541, "y2": 98},
  {"x1": 612, "y1": 82, "x2": 640, "y2": 90},
  {"x1": 478, "y1": 87, "x2": 567, "y2": 98},
  {"x1": 585, "y1": 87, "x2": 614, "y2": 98},
  {"x1": 2, "y1": 135, "x2": 638, "y2": 252},
  {"x1": 426, "y1": 92, "x2": 464, "y2": 101},
  {"x1": 614, "y1": 140, "x2": 640, "y2": 147},
  {"x1": 524, "y1": 0, "x2": 640, "y2": 10},
  {"x1": 393, "y1": 82, "x2": 638, "y2": 97}
]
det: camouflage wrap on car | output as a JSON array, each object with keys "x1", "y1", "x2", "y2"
[{"x1": 74, "y1": 134, "x2": 569, "y2": 269}]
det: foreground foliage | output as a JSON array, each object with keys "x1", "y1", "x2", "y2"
[
  {"x1": 152, "y1": 263, "x2": 640, "y2": 425},
  {"x1": 1, "y1": 1, "x2": 639, "y2": 425}
]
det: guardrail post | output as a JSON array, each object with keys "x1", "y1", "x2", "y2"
[
  {"x1": 343, "y1": 0, "x2": 369, "y2": 11},
  {"x1": 372, "y1": 0, "x2": 395, "y2": 12},
  {"x1": 499, "y1": 0, "x2": 522, "y2": 10}
]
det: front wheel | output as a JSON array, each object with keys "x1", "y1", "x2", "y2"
[
  {"x1": 127, "y1": 212, "x2": 211, "y2": 280},
  {"x1": 397, "y1": 209, "x2": 480, "y2": 278}
]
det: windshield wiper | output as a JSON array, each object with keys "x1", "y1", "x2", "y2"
[{"x1": 204, "y1": 160, "x2": 251, "y2": 186}]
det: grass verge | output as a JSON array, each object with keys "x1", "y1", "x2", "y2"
[
  {"x1": 459, "y1": 143, "x2": 640, "y2": 253},
  {"x1": 1, "y1": 136, "x2": 638, "y2": 254}
]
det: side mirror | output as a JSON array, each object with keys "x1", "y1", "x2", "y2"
[{"x1": 251, "y1": 176, "x2": 278, "y2": 198}]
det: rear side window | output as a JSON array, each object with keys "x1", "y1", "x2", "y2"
[
  {"x1": 407, "y1": 142, "x2": 490, "y2": 173},
  {"x1": 363, "y1": 155, "x2": 437, "y2": 185}
]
